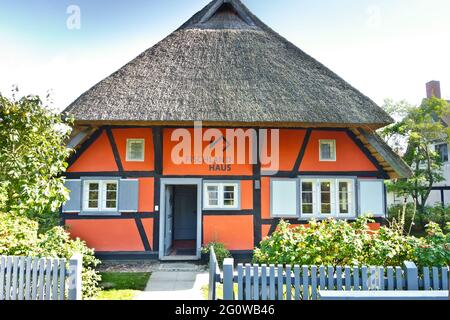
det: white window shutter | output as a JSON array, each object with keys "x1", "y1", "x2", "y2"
[
  {"x1": 271, "y1": 179, "x2": 298, "y2": 217},
  {"x1": 358, "y1": 180, "x2": 385, "y2": 217}
]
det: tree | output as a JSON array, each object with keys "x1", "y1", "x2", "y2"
[
  {"x1": 380, "y1": 97, "x2": 450, "y2": 214},
  {"x1": 0, "y1": 91, "x2": 73, "y2": 229}
]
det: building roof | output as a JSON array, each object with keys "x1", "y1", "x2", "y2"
[{"x1": 63, "y1": 0, "x2": 393, "y2": 128}]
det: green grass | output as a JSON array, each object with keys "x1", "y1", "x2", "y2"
[
  {"x1": 95, "y1": 272, "x2": 151, "y2": 300},
  {"x1": 202, "y1": 283, "x2": 239, "y2": 300}
]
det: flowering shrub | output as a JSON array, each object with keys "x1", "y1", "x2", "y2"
[
  {"x1": 202, "y1": 242, "x2": 232, "y2": 267},
  {"x1": 253, "y1": 218, "x2": 449, "y2": 267},
  {"x1": 415, "y1": 222, "x2": 450, "y2": 267},
  {"x1": 0, "y1": 212, "x2": 101, "y2": 298}
]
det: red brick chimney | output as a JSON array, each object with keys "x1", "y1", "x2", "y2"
[{"x1": 426, "y1": 80, "x2": 441, "y2": 98}]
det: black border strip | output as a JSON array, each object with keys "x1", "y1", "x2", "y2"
[
  {"x1": 106, "y1": 127, "x2": 124, "y2": 174},
  {"x1": 62, "y1": 212, "x2": 156, "y2": 220},
  {"x1": 262, "y1": 171, "x2": 384, "y2": 178},
  {"x1": 292, "y1": 128, "x2": 312, "y2": 176},
  {"x1": 95, "y1": 252, "x2": 158, "y2": 260},
  {"x1": 176, "y1": 175, "x2": 254, "y2": 180},
  {"x1": 253, "y1": 128, "x2": 262, "y2": 247},
  {"x1": 65, "y1": 171, "x2": 155, "y2": 179},
  {"x1": 152, "y1": 127, "x2": 163, "y2": 252},
  {"x1": 135, "y1": 217, "x2": 152, "y2": 251}
]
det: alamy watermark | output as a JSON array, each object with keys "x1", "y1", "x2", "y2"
[
  {"x1": 171, "y1": 122, "x2": 280, "y2": 174},
  {"x1": 66, "y1": 5, "x2": 81, "y2": 30}
]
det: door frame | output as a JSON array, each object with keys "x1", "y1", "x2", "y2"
[{"x1": 159, "y1": 178, "x2": 202, "y2": 261}]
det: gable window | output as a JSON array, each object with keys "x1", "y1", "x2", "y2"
[
  {"x1": 126, "y1": 139, "x2": 145, "y2": 162},
  {"x1": 300, "y1": 178, "x2": 355, "y2": 218},
  {"x1": 319, "y1": 140, "x2": 336, "y2": 161},
  {"x1": 435, "y1": 143, "x2": 449, "y2": 163},
  {"x1": 83, "y1": 180, "x2": 118, "y2": 212},
  {"x1": 203, "y1": 182, "x2": 239, "y2": 209}
]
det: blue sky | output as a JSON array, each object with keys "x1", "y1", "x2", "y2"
[{"x1": 0, "y1": 0, "x2": 449, "y2": 110}]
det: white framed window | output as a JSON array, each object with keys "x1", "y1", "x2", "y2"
[
  {"x1": 203, "y1": 182, "x2": 239, "y2": 209},
  {"x1": 271, "y1": 179, "x2": 299, "y2": 218},
  {"x1": 300, "y1": 178, "x2": 355, "y2": 218},
  {"x1": 319, "y1": 140, "x2": 336, "y2": 161},
  {"x1": 83, "y1": 180, "x2": 119, "y2": 212},
  {"x1": 300, "y1": 179, "x2": 315, "y2": 216},
  {"x1": 337, "y1": 179, "x2": 354, "y2": 216},
  {"x1": 126, "y1": 139, "x2": 145, "y2": 162},
  {"x1": 319, "y1": 179, "x2": 334, "y2": 215}
]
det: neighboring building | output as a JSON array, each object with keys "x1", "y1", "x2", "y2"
[
  {"x1": 387, "y1": 81, "x2": 450, "y2": 207},
  {"x1": 62, "y1": 0, "x2": 410, "y2": 261},
  {"x1": 425, "y1": 81, "x2": 450, "y2": 206}
]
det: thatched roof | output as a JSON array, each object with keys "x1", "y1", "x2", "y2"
[{"x1": 63, "y1": 0, "x2": 393, "y2": 128}]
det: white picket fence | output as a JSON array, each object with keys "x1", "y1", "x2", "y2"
[
  {"x1": 209, "y1": 249, "x2": 450, "y2": 300},
  {"x1": 0, "y1": 254, "x2": 82, "y2": 300}
]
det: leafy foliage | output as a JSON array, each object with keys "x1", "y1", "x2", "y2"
[
  {"x1": 380, "y1": 97, "x2": 450, "y2": 212},
  {"x1": 415, "y1": 222, "x2": 450, "y2": 268},
  {"x1": 388, "y1": 203, "x2": 450, "y2": 235},
  {"x1": 0, "y1": 212, "x2": 101, "y2": 298},
  {"x1": 253, "y1": 218, "x2": 449, "y2": 267},
  {"x1": 202, "y1": 242, "x2": 232, "y2": 267},
  {"x1": 0, "y1": 92, "x2": 73, "y2": 228}
]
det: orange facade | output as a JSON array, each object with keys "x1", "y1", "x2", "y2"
[
  {"x1": 203, "y1": 215, "x2": 254, "y2": 250},
  {"x1": 163, "y1": 128, "x2": 253, "y2": 176},
  {"x1": 64, "y1": 127, "x2": 385, "y2": 258}
]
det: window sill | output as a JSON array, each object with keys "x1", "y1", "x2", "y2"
[
  {"x1": 203, "y1": 207, "x2": 241, "y2": 211},
  {"x1": 79, "y1": 212, "x2": 121, "y2": 217}
]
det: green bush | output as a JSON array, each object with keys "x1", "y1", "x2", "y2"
[
  {"x1": 415, "y1": 222, "x2": 450, "y2": 268},
  {"x1": 202, "y1": 242, "x2": 232, "y2": 267},
  {"x1": 0, "y1": 212, "x2": 101, "y2": 298},
  {"x1": 253, "y1": 218, "x2": 449, "y2": 267},
  {"x1": 0, "y1": 94, "x2": 73, "y2": 228},
  {"x1": 388, "y1": 203, "x2": 450, "y2": 236}
]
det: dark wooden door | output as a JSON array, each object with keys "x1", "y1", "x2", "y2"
[{"x1": 173, "y1": 186, "x2": 197, "y2": 241}]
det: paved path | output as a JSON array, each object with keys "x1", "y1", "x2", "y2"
[{"x1": 134, "y1": 263, "x2": 209, "y2": 300}]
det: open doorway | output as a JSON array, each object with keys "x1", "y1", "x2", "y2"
[{"x1": 159, "y1": 179, "x2": 202, "y2": 260}]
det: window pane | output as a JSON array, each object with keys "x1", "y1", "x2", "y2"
[
  {"x1": 339, "y1": 202, "x2": 349, "y2": 214},
  {"x1": 436, "y1": 144, "x2": 449, "y2": 162},
  {"x1": 88, "y1": 183, "x2": 99, "y2": 209},
  {"x1": 223, "y1": 185, "x2": 235, "y2": 207},
  {"x1": 128, "y1": 140, "x2": 144, "y2": 160},
  {"x1": 207, "y1": 185, "x2": 219, "y2": 206},
  {"x1": 302, "y1": 204, "x2": 313, "y2": 214},
  {"x1": 320, "y1": 181, "x2": 332, "y2": 214},
  {"x1": 302, "y1": 192, "x2": 313, "y2": 204},
  {"x1": 224, "y1": 199, "x2": 235, "y2": 206},
  {"x1": 105, "y1": 183, "x2": 117, "y2": 209},
  {"x1": 321, "y1": 143, "x2": 331, "y2": 159},
  {"x1": 302, "y1": 182, "x2": 313, "y2": 192},
  {"x1": 321, "y1": 204, "x2": 331, "y2": 214},
  {"x1": 321, "y1": 182, "x2": 331, "y2": 192},
  {"x1": 224, "y1": 186, "x2": 235, "y2": 192},
  {"x1": 208, "y1": 199, "x2": 218, "y2": 206},
  {"x1": 88, "y1": 200, "x2": 98, "y2": 208}
]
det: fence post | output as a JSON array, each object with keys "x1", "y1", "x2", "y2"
[
  {"x1": 223, "y1": 258, "x2": 235, "y2": 300},
  {"x1": 403, "y1": 261, "x2": 418, "y2": 291},
  {"x1": 68, "y1": 254, "x2": 82, "y2": 300},
  {"x1": 208, "y1": 247, "x2": 217, "y2": 301}
]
